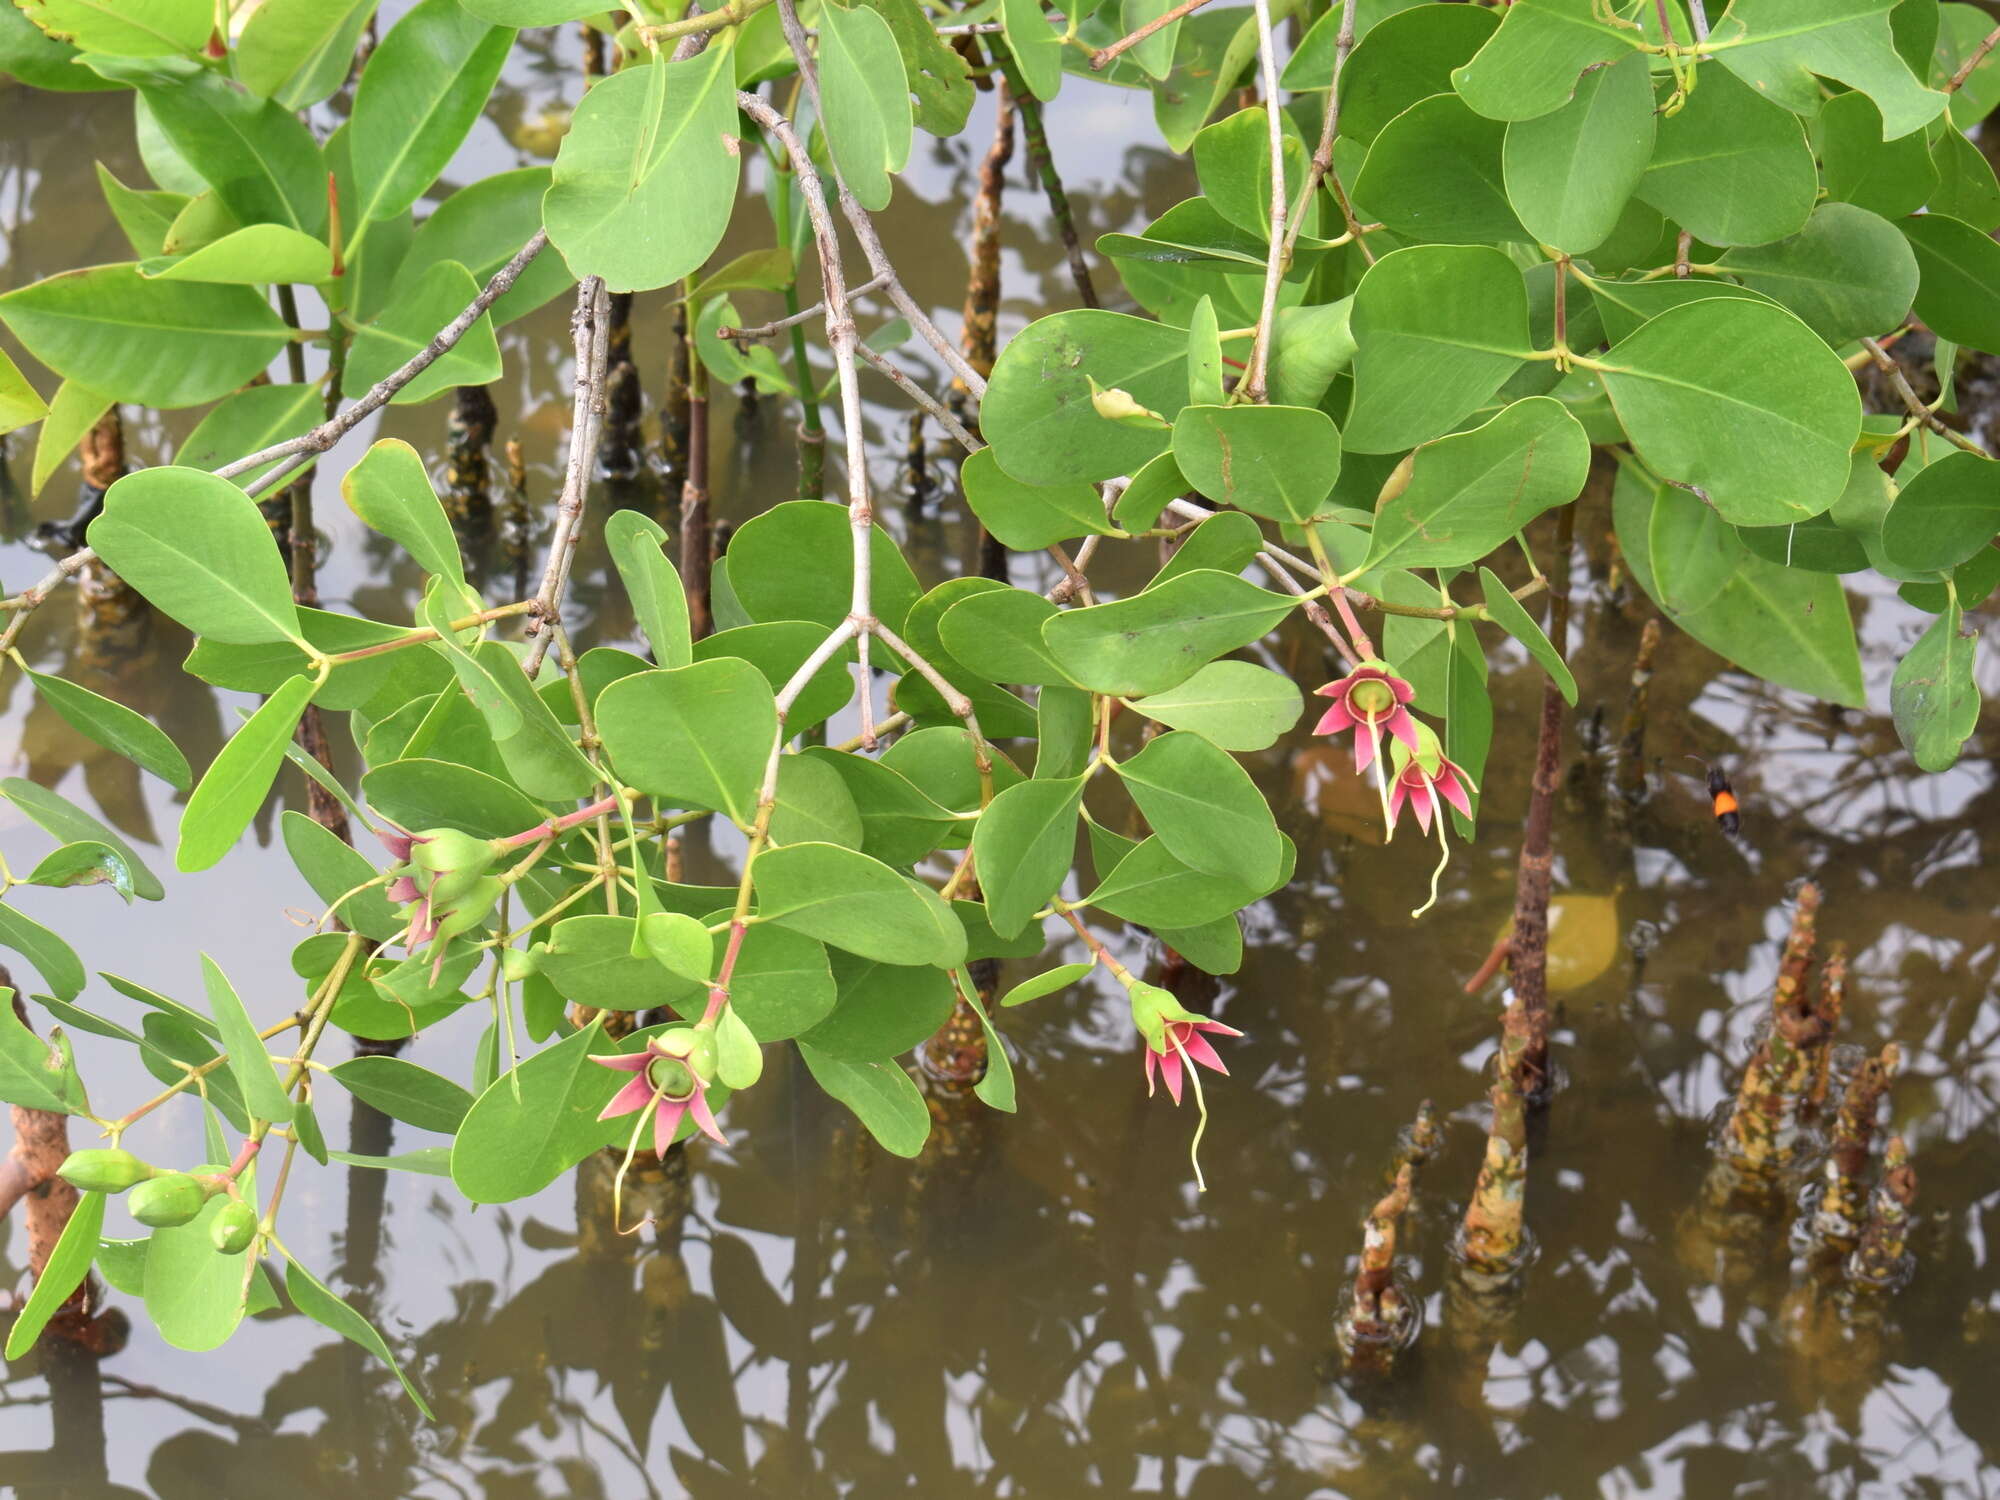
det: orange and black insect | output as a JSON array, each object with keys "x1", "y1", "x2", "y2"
[{"x1": 1688, "y1": 756, "x2": 1740, "y2": 836}]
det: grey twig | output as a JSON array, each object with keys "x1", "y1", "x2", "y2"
[{"x1": 525, "y1": 277, "x2": 613, "y2": 674}]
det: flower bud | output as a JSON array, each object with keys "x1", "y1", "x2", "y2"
[
  {"x1": 407, "y1": 828, "x2": 501, "y2": 907},
  {"x1": 651, "y1": 1025, "x2": 718, "y2": 1082},
  {"x1": 129, "y1": 1173, "x2": 212, "y2": 1228},
  {"x1": 432, "y1": 875, "x2": 505, "y2": 943},
  {"x1": 57, "y1": 1148, "x2": 157, "y2": 1195},
  {"x1": 209, "y1": 1200, "x2": 258, "y2": 1255},
  {"x1": 1127, "y1": 981, "x2": 1192, "y2": 1051},
  {"x1": 499, "y1": 945, "x2": 539, "y2": 982}
]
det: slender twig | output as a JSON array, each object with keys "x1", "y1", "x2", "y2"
[
  {"x1": 0, "y1": 231, "x2": 552, "y2": 648},
  {"x1": 986, "y1": 39, "x2": 1097, "y2": 309},
  {"x1": 1946, "y1": 23, "x2": 2000, "y2": 93},
  {"x1": 1861, "y1": 336, "x2": 1989, "y2": 455},
  {"x1": 1242, "y1": 0, "x2": 1287, "y2": 403},
  {"x1": 1090, "y1": 0, "x2": 1213, "y2": 69},
  {"x1": 717, "y1": 274, "x2": 888, "y2": 341},
  {"x1": 1685, "y1": 0, "x2": 1710, "y2": 42},
  {"x1": 856, "y1": 343, "x2": 983, "y2": 451},
  {"x1": 525, "y1": 277, "x2": 613, "y2": 673},
  {"x1": 1283, "y1": 0, "x2": 1357, "y2": 263},
  {"x1": 636, "y1": 0, "x2": 774, "y2": 45}
]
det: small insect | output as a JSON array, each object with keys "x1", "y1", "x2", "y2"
[{"x1": 1688, "y1": 756, "x2": 1740, "y2": 836}]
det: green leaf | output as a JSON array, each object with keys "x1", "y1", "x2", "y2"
[
  {"x1": 233, "y1": 0, "x2": 379, "y2": 105},
  {"x1": 3, "y1": 1189, "x2": 103, "y2": 1360},
  {"x1": 343, "y1": 438, "x2": 465, "y2": 586},
  {"x1": 1117, "y1": 729, "x2": 1282, "y2": 886},
  {"x1": 694, "y1": 623, "x2": 855, "y2": 734},
  {"x1": 87, "y1": 466, "x2": 302, "y2": 645},
  {"x1": 285, "y1": 1256, "x2": 434, "y2": 1417},
  {"x1": 350, "y1": 0, "x2": 514, "y2": 224},
  {"x1": 708, "y1": 920, "x2": 837, "y2": 1040},
  {"x1": 1171, "y1": 403, "x2": 1342, "y2": 524},
  {"x1": 1151, "y1": 7, "x2": 1260, "y2": 151},
  {"x1": 1880, "y1": 449, "x2": 2000, "y2": 572},
  {"x1": 1648, "y1": 481, "x2": 1739, "y2": 613},
  {"x1": 25, "y1": 669, "x2": 191, "y2": 790},
  {"x1": 201, "y1": 953, "x2": 293, "y2": 1123},
  {"x1": 938, "y1": 588, "x2": 1075, "y2": 687},
  {"x1": 1816, "y1": 89, "x2": 1938, "y2": 220},
  {"x1": 1354, "y1": 93, "x2": 1528, "y2": 245},
  {"x1": 1502, "y1": 51, "x2": 1653, "y2": 255},
  {"x1": 726, "y1": 499, "x2": 923, "y2": 636},
  {"x1": 1086, "y1": 833, "x2": 1291, "y2": 927},
  {"x1": 1119, "y1": 0, "x2": 1188, "y2": 79},
  {"x1": 855, "y1": 0, "x2": 973, "y2": 135},
  {"x1": 361, "y1": 757, "x2": 551, "y2": 838},
  {"x1": 1478, "y1": 566, "x2": 1576, "y2": 704},
  {"x1": 1127, "y1": 661, "x2": 1303, "y2": 750},
  {"x1": 0, "y1": 345, "x2": 48, "y2": 437},
  {"x1": 176, "y1": 382, "x2": 325, "y2": 499},
  {"x1": 983, "y1": 310, "x2": 1188, "y2": 485},
  {"x1": 964, "y1": 987, "x2": 1015, "y2": 1111},
  {"x1": 796, "y1": 1041, "x2": 930, "y2": 1155},
  {"x1": 178, "y1": 673, "x2": 317, "y2": 873},
  {"x1": 638, "y1": 909, "x2": 716, "y2": 983},
  {"x1": 959, "y1": 446, "x2": 1114, "y2": 550},
  {"x1": 1297, "y1": 3, "x2": 1495, "y2": 141},
  {"x1": 1634, "y1": 65, "x2": 1817, "y2": 248},
  {"x1": 1, "y1": 778, "x2": 165, "y2": 902},
  {"x1": 0, "y1": 265, "x2": 289, "y2": 409},
  {"x1": 798, "y1": 949, "x2": 955, "y2": 1059},
  {"x1": 1363, "y1": 396, "x2": 1589, "y2": 571},
  {"x1": 1712, "y1": 0, "x2": 1945, "y2": 140},
  {"x1": 138, "y1": 223, "x2": 334, "y2": 285},
  {"x1": 1715, "y1": 202, "x2": 1918, "y2": 346},
  {"x1": 770, "y1": 754, "x2": 865, "y2": 850},
  {"x1": 1597, "y1": 299, "x2": 1861, "y2": 525},
  {"x1": 280, "y1": 811, "x2": 402, "y2": 942},
  {"x1": 1928, "y1": 124, "x2": 2000, "y2": 232},
  {"x1": 999, "y1": 960, "x2": 1094, "y2": 1007},
  {"x1": 1585, "y1": 276, "x2": 1782, "y2": 346},
  {"x1": 142, "y1": 1181, "x2": 250, "y2": 1351},
  {"x1": 330, "y1": 1055, "x2": 474, "y2": 1133},
  {"x1": 22, "y1": 0, "x2": 208, "y2": 56},
  {"x1": 971, "y1": 775, "x2": 1083, "y2": 938},
  {"x1": 0, "y1": 994, "x2": 87, "y2": 1113},
  {"x1": 469, "y1": 641, "x2": 598, "y2": 802},
  {"x1": 1042, "y1": 568, "x2": 1294, "y2": 697},
  {"x1": 820, "y1": 0, "x2": 912, "y2": 212},
  {"x1": 799, "y1": 748, "x2": 957, "y2": 866},
  {"x1": 1001, "y1": 0, "x2": 1061, "y2": 99},
  {"x1": 1451, "y1": 0, "x2": 1650, "y2": 122},
  {"x1": 326, "y1": 1146, "x2": 454, "y2": 1175},
  {"x1": 27, "y1": 380, "x2": 111, "y2": 498},
  {"x1": 1901, "y1": 213, "x2": 2000, "y2": 354},
  {"x1": 396, "y1": 168, "x2": 572, "y2": 326},
  {"x1": 539, "y1": 914, "x2": 703, "y2": 1012},
  {"x1": 544, "y1": 47, "x2": 740, "y2": 293},
  {"x1": 1891, "y1": 598, "x2": 1980, "y2": 771},
  {"x1": 345, "y1": 259, "x2": 502, "y2": 405},
  {"x1": 1440, "y1": 623, "x2": 1492, "y2": 830},
  {"x1": 137, "y1": 71, "x2": 325, "y2": 233},
  {"x1": 597, "y1": 660, "x2": 777, "y2": 826},
  {"x1": 1344, "y1": 244, "x2": 1531, "y2": 452},
  {"x1": 605, "y1": 510, "x2": 693, "y2": 668},
  {"x1": 756, "y1": 842, "x2": 968, "y2": 968},
  {"x1": 0, "y1": 901, "x2": 83, "y2": 1002},
  {"x1": 1613, "y1": 464, "x2": 1866, "y2": 707},
  {"x1": 24, "y1": 842, "x2": 135, "y2": 903}
]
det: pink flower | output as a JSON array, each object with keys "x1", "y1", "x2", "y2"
[
  {"x1": 1388, "y1": 748, "x2": 1474, "y2": 834},
  {"x1": 1313, "y1": 662, "x2": 1419, "y2": 774},
  {"x1": 593, "y1": 1038, "x2": 727, "y2": 1156},
  {"x1": 1143, "y1": 1017, "x2": 1244, "y2": 1104}
]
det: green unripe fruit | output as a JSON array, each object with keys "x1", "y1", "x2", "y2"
[
  {"x1": 646, "y1": 1055, "x2": 696, "y2": 1097},
  {"x1": 209, "y1": 1200, "x2": 258, "y2": 1255},
  {"x1": 128, "y1": 1173, "x2": 211, "y2": 1228},
  {"x1": 499, "y1": 945, "x2": 539, "y2": 982},
  {"x1": 58, "y1": 1148, "x2": 158, "y2": 1194}
]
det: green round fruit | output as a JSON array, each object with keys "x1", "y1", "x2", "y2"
[
  {"x1": 128, "y1": 1173, "x2": 211, "y2": 1228},
  {"x1": 57, "y1": 1148, "x2": 157, "y2": 1194},
  {"x1": 209, "y1": 1200, "x2": 258, "y2": 1254}
]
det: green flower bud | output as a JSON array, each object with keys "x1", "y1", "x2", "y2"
[
  {"x1": 432, "y1": 875, "x2": 505, "y2": 943},
  {"x1": 1127, "y1": 981, "x2": 1194, "y2": 1051},
  {"x1": 409, "y1": 828, "x2": 501, "y2": 907},
  {"x1": 128, "y1": 1173, "x2": 212, "y2": 1228},
  {"x1": 57, "y1": 1148, "x2": 157, "y2": 1195},
  {"x1": 209, "y1": 1200, "x2": 258, "y2": 1255},
  {"x1": 499, "y1": 945, "x2": 539, "y2": 982}
]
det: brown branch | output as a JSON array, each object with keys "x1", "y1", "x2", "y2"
[
  {"x1": 1860, "y1": 335, "x2": 1989, "y2": 456},
  {"x1": 525, "y1": 277, "x2": 612, "y2": 674},
  {"x1": 1945, "y1": 23, "x2": 2000, "y2": 93},
  {"x1": 985, "y1": 40, "x2": 1097, "y2": 309},
  {"x1": 1090, "y1": 0, "x2": 1213, "y2": 69},
  {"x1": 855, "y1": 342, "x2": 983, "y2": 451}
]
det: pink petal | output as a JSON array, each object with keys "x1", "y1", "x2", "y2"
[
  {"x1": 379, "y1": 829, "x2": 414, "y2": 862},
  {"x1": 1179, "y1": 1030, "x2": 1229, "y2": 1074},
  {"x1": 1408, "y1": 779, "x2": 1436, "y2": 834},
  {"x1": 1436, "y1": 767, "x2": 1473, "y2": 819},
  {"x1": 1388, "y1": 676, "x2": 1416, "y2": 705},
  {"x1": 1313, "y1": 702, "x2": 1355, "y2": 737},
  {"x1": 1192, "y1": 1019, "x2": 1244, "y2": 1038},
  {"x1": 386, "y1": 875, "x2": 420, "y2": 904},
  {"x1": 1313, "y1": 680, "x2": 1345, "y2": 699},
  {"x1": 408, "y1": 899, "x2": 437, "y2": 946},
  {"x1": 688, "y1": 1084, "x2": 729, "y2": 1147},
  {"x1": 1387, "y1": 775, "x2": 1408, "y2": 824},
  {"x1": 590, "y1": 1051, "x2": 653, "y2": 1072},
  {"x1": 597, "y1": 1073, "x2": 656, "y2": 1121},
  {"x1": 654, "y1": 1096, "x2": 689, "y2": 1157},
  {"x1": 1354, "y1": 726, "x2": 1379, "y2": 774},
  {"x1": 1384, "y1": 706, "x2": 1421, "y2": 754},
  {"x1": 1143, "y1": 1045, "x2": 1159, "y2": 1096},
  {"x1": 1159, "y1": 1048, "x2": 1185, "y2": 1105}
]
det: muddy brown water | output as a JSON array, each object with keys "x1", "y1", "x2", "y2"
[{"x1": 3, "y1": 22, "x2": 1999, "y2": 1499}]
